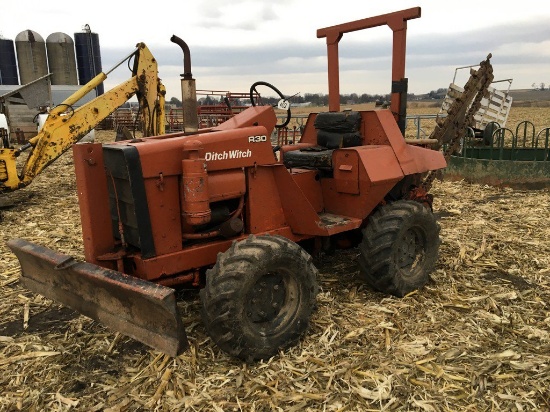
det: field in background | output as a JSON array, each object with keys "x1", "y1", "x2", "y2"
[
  {"x1": 508, "y1": 89, "x2": 550, "y2": 104},
  {"x1": 287, "y1": 102, "x2": 550, "y2": 141}
]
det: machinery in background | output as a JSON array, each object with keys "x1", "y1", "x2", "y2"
[
  {"x1": 436, "y1": 60, "x2": 512, "y2": 147},
  {"x1": 0, "y1": 42, "x2": 165, "y2": 194}
]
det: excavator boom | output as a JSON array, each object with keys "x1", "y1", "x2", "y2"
[{"x1": 0, "y1": 42, "x2": 165, "y2": 193}]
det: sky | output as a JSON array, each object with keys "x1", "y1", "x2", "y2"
[{"x1": 1, "y1": 0, "x2": 550, "y2": 101}]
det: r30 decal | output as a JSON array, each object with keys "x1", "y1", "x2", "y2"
[{"x1": 248, "y1": 135, "x2": 267, "y2": 143}]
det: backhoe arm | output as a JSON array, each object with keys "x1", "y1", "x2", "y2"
[{"x1": 0, "y1": 42, "x2": 165, "y2": 193}]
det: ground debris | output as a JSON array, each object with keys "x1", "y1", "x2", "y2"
[{"x1": 1, "y1": 129, "x2": 549, "y2": 410}]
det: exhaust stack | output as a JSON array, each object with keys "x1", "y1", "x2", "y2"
[{"x1": 171, "y1": 35, "x2": 199, "y2": 133}]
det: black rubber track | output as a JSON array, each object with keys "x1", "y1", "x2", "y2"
[
  {"x1": 358, "y1": 200, "x2": 440, "y2": 298},
  {"x1": 200, "y1": 234, "x2": 319, "y2": 361}
]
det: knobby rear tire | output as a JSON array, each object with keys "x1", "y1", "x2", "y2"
[{"x1": 358, "y1": 200, "x2": 440, "y2": 297}]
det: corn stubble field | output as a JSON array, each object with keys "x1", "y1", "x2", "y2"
[{"x1": 0, "y1": 104, "x2": 549, "y2": 411}]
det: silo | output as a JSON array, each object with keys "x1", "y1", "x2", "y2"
[
  {"x1": 15, "y1": 30, "x2": 48, "y2": 85},
  {"x1": 74, "y1": 24, "x2": 104, "y2": 96},
  {"x1": 46, "y1": 32, "x2": 78, "y2": 85},
  {"x1": 0, "y1": 36, "x2": 19, "y2": 85}
]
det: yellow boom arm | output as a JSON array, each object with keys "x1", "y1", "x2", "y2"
[{"x1": 0, "y1": 42, "x2": 165, "y2": 193}]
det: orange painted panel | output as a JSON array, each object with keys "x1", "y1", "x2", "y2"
[
  {"x1": 290, "y1": 169, "x2": 324, "y2": 212},
  {"x1": 143, "y1": 176, "x2": 182, "y2": 256},
  {"x1": 333, "y1": 150, "x2": 359, "y2": 194},
  {"x1": 246, "y1": 166, "x2": 287, "y2": 233}
]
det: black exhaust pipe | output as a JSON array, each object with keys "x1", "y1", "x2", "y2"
[{"x1": 171, "y1": 35, "x2": 198, "y2": 132}]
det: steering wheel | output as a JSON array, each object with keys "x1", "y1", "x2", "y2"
[{"x1": 249, "y1": 81, "x2": 291, "y2": 129}]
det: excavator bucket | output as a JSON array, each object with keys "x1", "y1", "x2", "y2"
[{"x1": 7, "y1": 238, "x2": 189, "y2": 357}]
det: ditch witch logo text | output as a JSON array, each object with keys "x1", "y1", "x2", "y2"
[{"x1": 205, "y1": 149, "x2": 252, "y2": 161}]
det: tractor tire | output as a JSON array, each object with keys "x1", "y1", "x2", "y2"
[
  {"x1": 358, "y1": 200, "x2": 440, "y2": 298},
  {"x1": 200, "y1": 234, "x2": 319, "y2": 361}
]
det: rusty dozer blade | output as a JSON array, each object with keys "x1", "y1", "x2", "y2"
[{"x1": 7, "y1": 238, "x2": 189, "y2": 357}]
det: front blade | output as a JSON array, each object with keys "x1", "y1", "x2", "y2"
[{"x1": 7, "y1": 238, "x2": 189, "y2": 357}]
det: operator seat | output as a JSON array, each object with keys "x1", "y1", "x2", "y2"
[{"x1": 283, "y1": 111, "x2": 363, "y2": 170}]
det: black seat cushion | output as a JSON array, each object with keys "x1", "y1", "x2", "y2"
[
  {"x1": 283, "y1": 111, "x2": 362, "y2": 169},
  {"x1": 283, "y1": 149, "x2": 333, "y2": 169},
  {"x1": 317, "y1": 130, "x2": 362, "y2": 149},
  {"x1": 314, "y1": 111, "x2": 361, "y2": 133}
]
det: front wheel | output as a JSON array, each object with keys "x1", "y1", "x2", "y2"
[
  {"x1": 200, "y1": 234, "x2": 319, "y2": 361},
  {"x1": 358, "y1": 200, "x2": 440, "y2": 297}
]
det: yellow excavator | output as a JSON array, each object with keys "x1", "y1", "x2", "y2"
[{"x1": 0, "y1": 42, "x2": 166, "y2": 194}]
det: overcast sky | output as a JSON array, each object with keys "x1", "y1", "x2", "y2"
[{"x1": 2, "y1": 0, "x2": 550, "y2": 100}]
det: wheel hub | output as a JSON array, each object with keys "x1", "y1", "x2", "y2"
[
  {"x1": 397, "y1": 228, "x2": 425, "y2": 273},
  {"x1": 246, "y1": 272, "x2": 286, "y2": 323}
]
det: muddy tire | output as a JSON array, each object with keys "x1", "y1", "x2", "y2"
[
  {"x1": 200, "y1": 234, "x2": 319, "y2": 361},
  {"x1": 358, "y1": 200, "x2": 440, "y2": 297}
]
